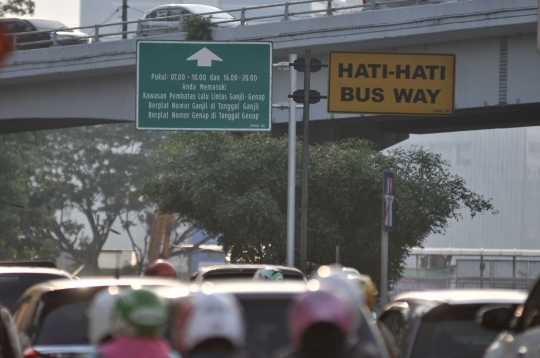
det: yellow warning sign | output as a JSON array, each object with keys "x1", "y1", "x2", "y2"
[{"x1": 327, "y1": 52, "x2": 455, "y2": 116}]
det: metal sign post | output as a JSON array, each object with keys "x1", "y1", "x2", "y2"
[
  {"x1": 287, "y1": 53, "x2": 298, "y2": 267},
  {"x1": 300, "y1": 49, "x2": 311, "y2": 274},
  {"x1": 286, "y1": 50, "x2": 327, "y2": 273},
  {"x1": 381, "y1": 171, "x2": 396, "y2": 308}
]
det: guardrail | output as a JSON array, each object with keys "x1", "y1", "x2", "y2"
[{"x1": 6, "y1": 0, "x2": 461, "y2": 50}]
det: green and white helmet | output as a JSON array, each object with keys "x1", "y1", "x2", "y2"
[
  {"x1": 254, "y1": 268, "x2": 284, "y2": 281},
  {"x1": 113, "y1": 288, "x2": 168, "y2": 337}
]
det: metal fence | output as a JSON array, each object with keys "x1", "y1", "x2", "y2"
[
  {"x1": 390, "y1": 258, "x2": 540, "y2": 296},
  {"x1": 6, "y1": 0, "x2": 466, "y2": 50}
]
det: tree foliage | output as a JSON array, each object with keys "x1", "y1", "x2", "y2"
[
  {"x1": 34, "y1": 124, "x2": 171, "y2": 274},
  {"x1": 182, "y1": 14, "x2": 216, "y2": 41},
  {"x1": 0, "y1": 132, "x2": 58, "y2": 261},
  {"x1": 142, "y1": 132, "x2": 496, "y2": 287},
  {"x1": 0, "y1": 0, "x2": 34, "y2": 16}
]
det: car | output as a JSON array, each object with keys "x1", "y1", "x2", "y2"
[
  {"x1": 0, "y1": 17, "x2": 89, "y2": 50},
  {"x1": 0, "y1": 266, "x2": 72, "y2": 310},
  {"x1": 378, "y1": 290, "x2": 527, "y2": 358},
  {"x1": 11, "y1": 277, "x2": 188, "y2": 358},
  {"x1": 189, "y1": 264, "x2": 306, "y2": 283},
  {"x1": 480, "y1": 277, "x2": 540, "y2": 358},
  {"x1": 139, "y1": 4, "x2": 238, "y2": 36},
  {"x1": 179, "y1": 280, "x2": 390, "y2": 358},
  {"x1": 0, "y1": 305, "x2": 22, "y2": 358}
]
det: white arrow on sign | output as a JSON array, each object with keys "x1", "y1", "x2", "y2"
[{"x1": 186, "y1": 47, "x2": 223, "y2": 67}]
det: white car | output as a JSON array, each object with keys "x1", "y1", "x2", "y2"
[
  {"x1": 139, "y1": 4, "x2": 238, "y2": 36},
  {"x1": 379, "y1": 290, "x2": 527, "y2": 358},
  {"x1": 481, "y1": 279, "x2": 540, "y2": 358}
]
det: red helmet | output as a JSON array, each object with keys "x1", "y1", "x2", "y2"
[
  {"x1": 144, "y1": 260, "x2": 177, "y2": 278},
  {"x1": 288, "y1": 289, "x2": 356, "y2": 348}
]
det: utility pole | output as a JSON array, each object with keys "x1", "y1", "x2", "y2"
[{"x1": 122, "y1": 0, "x2": 128, "y2": 39}]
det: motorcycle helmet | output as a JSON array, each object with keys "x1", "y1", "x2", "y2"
[
  {"x1": 144, "y1": 259, "x2": 177, "y2": 278},
  {"x1": 288, "y1": 289, "x2": 357, "y2": 349},
  {"x1": 254, "y1": 268, "x2": 284, "y2": 281},
  {"x1": 173, "y1": 292, "x2": 245, "y2": 353},
  {"x1": 114, "y1": 288, "x2": 168, "y2": 337},
  {"x1": 87, "y1": 288, "x2": 120, "y2": 344},
  {"x1": 312, "y1": 265, "x2": 366, "y2": 305}
]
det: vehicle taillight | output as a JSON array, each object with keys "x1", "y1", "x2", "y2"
[{"x1": 23, "y1": 348, "x2": 50, "y2": 358}]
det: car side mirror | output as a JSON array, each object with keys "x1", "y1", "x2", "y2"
[
  {"x1": 24, "y1": 27, "x2": 32, "y2": 32},
  {"x1": 476, "y1": 305, "x2": 515, "y2": 331}
]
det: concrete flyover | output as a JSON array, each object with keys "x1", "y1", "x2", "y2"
[{"x1": 0, "y1": 0, "x2": 538, "y2": 149}]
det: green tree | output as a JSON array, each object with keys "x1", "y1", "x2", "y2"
[
  {"x1": 182, "y1": 14, "x2": 216, "y2": 41},
  {"x1": 35, "y1": 124, "x2": 171, "y2": 275},
  {"x1": 0, "y1": 132, "x2": 58, "y2": 262},
  {"x1": 142, "y1": 132, "x2": 495, "y2": 288},
  {"x1": 0, "y1": 0, "x2": 34, "y2": 16}
]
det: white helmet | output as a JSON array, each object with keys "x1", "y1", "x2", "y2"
[
  {"x1": 174, "y1": 293, "x2": 245, "y2": 353},
  {"x1": 311, "y1": 265, "x2": 366, "y2": 305},
  {"x1": 87, "y1": 288, "x2": 119, "y2": 345}
]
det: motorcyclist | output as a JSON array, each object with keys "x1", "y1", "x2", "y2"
[
  {"x1": 311, "y1": 265, "x2": 393, "y2": 358},
  {"x1": 96, "y1": 288, "x2": 172, "y2": 358},
  {"x1": 144, "y1": 259, "x2": 178, "y2": 279},
  {"x1": 253, "y1": 268, "x2": 284, "y2": 281},
  {"x1": 171, "y1": 292, "x2": 245, "y2": 358},
  {"x1": 280, "y1": 288, "x2": 360, "y2": 358}
]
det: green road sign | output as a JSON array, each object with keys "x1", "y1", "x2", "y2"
[{"x1": 136, "y1": 41, "x2": 272, "y2": 131}]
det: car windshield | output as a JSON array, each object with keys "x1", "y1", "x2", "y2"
[
  {"x1": 181, "y1": 5, "x2": 235, "y2": 19},
  {"x1": 0, "y1": 273, "x2": 68, "y2": 310},
  {"x1": 411, "y1": 304, "x2": 500, "y2": 358},
  {"x1": 27, "y1": 19, "x2": 68, "y2": 30}
]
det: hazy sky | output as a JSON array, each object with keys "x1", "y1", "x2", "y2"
[{"x1": 33, "y1": 0, "x2": 80, "y2": 28}]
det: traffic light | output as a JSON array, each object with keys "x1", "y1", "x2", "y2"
[{"x1": 0, "y1": 25, "x2": 12, "y2": 64}]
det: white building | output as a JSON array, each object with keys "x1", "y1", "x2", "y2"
[{"x1": 388, "y1": 126, "x2": 540, "y2": 251}]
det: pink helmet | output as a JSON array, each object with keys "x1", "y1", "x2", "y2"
[{"x1": 288, "y1": 289, "x2": 356, "y2": 348}]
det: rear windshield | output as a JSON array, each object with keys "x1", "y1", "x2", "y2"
[
  {"x1": 0, "y1": 273, "x2": 69, "y2": 309},
  {"x1": 32, "y1": 285, "x2": 173, "y2": 346},
  {"x1": 27, "y1": 19, "x2": 67, "y2": 30},
  {"x1": 33, "y1": 287, "x2": 102, "y2": 345},
  {"x1": 202, "y1": 271, "x2": 256, "y2": 282},
  {"x1": 411, "y1": 304, "x2": 501, "y2": 358},
  {"x1": 241, "y1": 299, "x2": 291, "y2": 358},
  {"x1": 201, "y1": 271, "x2": 304, "y2": 282}
]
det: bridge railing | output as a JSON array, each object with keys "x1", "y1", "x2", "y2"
[{"x1": 8, "y1": 0, "x2": 459, "y2": 50}]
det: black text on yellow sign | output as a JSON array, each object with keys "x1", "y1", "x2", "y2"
[{"x1": 327, "y1": 52, "x2": 456, "y2": 116}]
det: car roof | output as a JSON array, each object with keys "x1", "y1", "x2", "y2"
[
  {"x1": 19, "y1": 276, "x2": 184, "y2": 294},
  {"x1": 393, "y1": 289, "x2": 528, "y2": 305},
  {"x1": 0, "y1": 267, "x2": 71, "y2": 277},
  {"x1": 145, "y1": 4, "x2": 221, "y2": 12},
  {"x1": 196, "y1": 264, "x2": 304, "y2": 275},
  {"x1": 198, "y1": 280, "x2": 307, "y2": 299}
]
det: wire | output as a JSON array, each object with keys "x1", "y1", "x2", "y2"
[
  {"x1": 87, "y1": 7, "x2": 121, "y2": 35},
  {"x1": 102, "y1": 7, "x2": 122, "y2": 24},
  {"x1": 128, "y1": 5, "x2": 145, "y2": 14}
]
